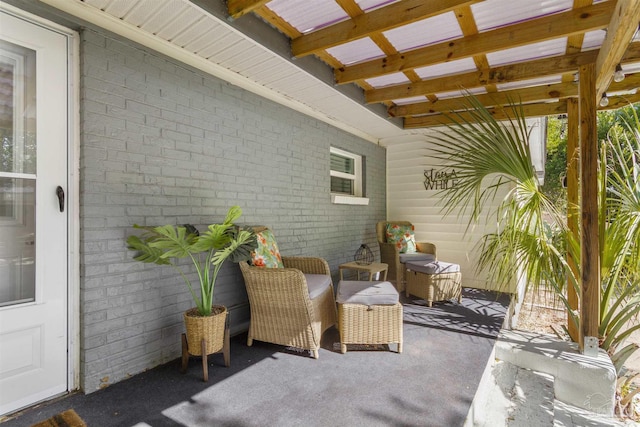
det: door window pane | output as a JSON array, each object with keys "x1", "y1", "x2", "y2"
[
  {"x1": 0, "y1": 178, "x2": 35, "y2": 306},
  {"x1": 0, "y1": 40, "x2": 37, "y2": 175},
  {"x1": 0, "y1": 40, "x2": 36, "y2": 307}
]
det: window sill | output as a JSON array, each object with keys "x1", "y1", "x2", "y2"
[{"x1": 331, "y1": 194, "x2": 370, "y2": 205}]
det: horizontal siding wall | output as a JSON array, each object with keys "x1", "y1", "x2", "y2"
[
  {"x1": 79, "y1": 29, "x2": 385, "y2": 392},
  {"x1": 386, "y1": 135, "x2": 514, "y2": 292}
]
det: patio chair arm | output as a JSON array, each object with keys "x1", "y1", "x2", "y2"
[
  {"x1": 282, "y1": 256, "x2": 331, "y2": 276},
  {"x1": 416, "y1": 242, "x2": 437, "y2": 258}
]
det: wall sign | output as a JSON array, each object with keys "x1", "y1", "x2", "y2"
[{"x1": 423, "y1": 168, "x2": 459, "y2": 190}]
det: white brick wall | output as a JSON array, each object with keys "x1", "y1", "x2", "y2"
[{"x1": 79, "y1": 29, "x2": 386, "y2": 392}]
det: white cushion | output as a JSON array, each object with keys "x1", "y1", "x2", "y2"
[
  {"x1": 405, "y1": 261, "x2": 460, "y2": 275},
  {"x1": 336, "y1": 280, "x2": 399, "y2": 306},
  {"x1": 304, "y1": 274, "x2": 332, "y2": 299},
  {"x1": 399, "y1": 252, "x2": 436, "y2": 263}
]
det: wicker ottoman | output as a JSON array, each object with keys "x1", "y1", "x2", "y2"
[
  {"x1": 336, "y1": 280, "x2": 403, "y2": 354},
  {"x1": 405, "y1": 261, "x2": 462, "y2": 307}
]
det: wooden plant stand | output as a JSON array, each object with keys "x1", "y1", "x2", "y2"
[{"x1": 180, "y1": 324, "x2": 230, "y2": 382}]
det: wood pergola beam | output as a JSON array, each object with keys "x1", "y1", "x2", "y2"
[
  {"x1": 595, "y1": 0, "x2": 640, "y2": 99},
  {"x1": 404, "y1": 102, "x2": 568, "y2": 128},
  {"x1": 389, "y1": 82, "x2": 578, "y2": 117},
  {"x1": 388, "y1": 71, "x2": 640, "y2": 117},
  {"x1": 402, "y1": 91, "x2": 640, "y2": 128},
  {"x1": 291, "y1": 0, "x2": 478, "y2": 58},
  {"x1": 336, "y1": 2, "x2": 615, "y2": 84},
  {"x1": 366, "y1": 50, "x2": 600, "y2": 103},
  {"x1": 227, "y1": 0, "x2": 269, "y2": 19},
  {"x1": 366, "y1": 42, "x2": 640, "y2": 104}
]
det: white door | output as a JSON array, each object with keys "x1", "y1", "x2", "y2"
[{"x1": 0, "y1": 8, "x2": 69, "y2": 416}]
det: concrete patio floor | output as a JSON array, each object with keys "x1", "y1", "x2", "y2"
[
  {"x1": 3, "y1": 288, "x2": 510, "y2": 427},
  {"x1": 5, "y1": 288, "x2": 631, "y2": 426}
]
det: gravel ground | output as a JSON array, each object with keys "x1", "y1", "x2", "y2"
[{"x1": 516, "y1": 288, "x2": 568, "y2": 337}]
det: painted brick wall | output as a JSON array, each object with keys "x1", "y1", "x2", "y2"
[{"x1": 79, "y1": 29, "x2": 386, "y2": 392}]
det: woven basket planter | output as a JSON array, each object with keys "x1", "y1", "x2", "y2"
[{"x1": 183, "y1": 305, "x2": 227, "y2": 356}]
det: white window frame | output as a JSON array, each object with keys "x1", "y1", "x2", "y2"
[{"x1": 330, "y1": 147, "x2": 369, "y2": 205}]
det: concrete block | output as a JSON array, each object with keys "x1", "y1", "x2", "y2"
[{"x1": 496, "y1": 330, "x2": 616, "y2": 415}]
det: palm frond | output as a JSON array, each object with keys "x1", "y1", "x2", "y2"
[{"x1": 433, "y1": 93, "x2": 566, "y2": 293}]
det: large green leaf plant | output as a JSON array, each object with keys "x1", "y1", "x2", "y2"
[{"x1": 127, "y1": 206, "x2": 257, "y2": 316}]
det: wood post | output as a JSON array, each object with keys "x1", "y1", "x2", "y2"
[
  {"x1": 578, "y1": 62, "x2": 600, "y2": 353},
  {"x1": 566, "y1": 98, "x2": 580, "y2": 343}
]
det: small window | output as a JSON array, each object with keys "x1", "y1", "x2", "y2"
[{"x1": 330, "y1": 147, "x2": 369, "y2": 205}]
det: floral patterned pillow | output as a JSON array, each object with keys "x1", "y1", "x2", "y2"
[
  {"x1": 251, "y1": 229, "x2": 284, "y2": 268},
  {"x1": 385, "y1": 223, "x2": 417, "y2": 254}
]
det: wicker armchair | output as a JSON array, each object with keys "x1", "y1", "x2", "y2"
[
  {"x1": 239, "y1": 227, "x2": 337, "y2": 359},
  {"x1": 376, "y1": 221, "x2": 437, "y2": 291}
]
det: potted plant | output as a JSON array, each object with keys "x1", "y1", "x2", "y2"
[{"x1": 126, "y1": 206, "x2": 257, "y2": 369}]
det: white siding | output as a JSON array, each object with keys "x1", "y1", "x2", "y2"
[{"x1": 386, "y1": 134, "x2": 516, "y2": 293}]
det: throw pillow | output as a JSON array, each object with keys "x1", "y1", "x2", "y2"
[
  {"x1": 385, "y1": 223, "x2": 417, "y2": 253},
  {"x1": 251, "y1": 229, "x2": 285, "y2": 268}
]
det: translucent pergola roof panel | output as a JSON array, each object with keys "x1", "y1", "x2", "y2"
[
  {"x1": 414, "y1": 58, "x2": 478, "y2": 80},
  {"x1": 392, "y1": 96, "x2": 429, "y2": 105},
  {"x1": 486, "y1": 38, "x2": 568, "y2": 67},
  {"x1": 496, "y1": 75, "x2": 564, "y2": 91},
  {"x1": 435, "y1": 87, "x2": 487, "y2": 100},
  {"x1": 471, "y1": 0, "x2": 573, "y2": 32},
  {"x1": 383, "y1": 12, "x2": 462, "y2": 52},
  {"x1": 326, "y1": 37, "x2": 385, "y2": 65},
  {"x1": 266, "y1": 0, "x2": 348, "y2": 34},
  {"x1": 366, "y1": 72, "x2": 411, "y2": 88},
  {"x1": 356, "y1": 0, "x2": 399, "y2": 13},
  {"x1": 621, "y1": 62, "x2": 640, "y2": 74},
  {"x1": 582, "y1": 30, "x2": 607, "y2": 51}
]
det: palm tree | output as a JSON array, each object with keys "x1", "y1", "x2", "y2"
[
  {"x1": 429, "y1": 94, "x2": 640, "y2": 361},
  {"x1": 430, "y1": 96, "x2": 570, "y2": 307},
  {"x1": 597, "y1": 118, "x2": 640, "y2": 354}
]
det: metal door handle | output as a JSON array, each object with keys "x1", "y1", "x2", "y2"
[{"x1": 56, "y1": 186, "x2": 65, "y2": 212}]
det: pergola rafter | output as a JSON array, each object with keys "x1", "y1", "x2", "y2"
[
  {"x1": 335, "y1": 2, "x2": 615, "y2": 84},
  {"x1": 403, "y1": 91, "x2": 640, "y2": 128},
  {"x1": 366, "y1": 49, "x2": 602, "y2": 104},
  {"x1": 389, "y1": 67, "x2": 640, "y2": 117},
  {"x1": 290, "y1": 0, "x2": 478, "y2": 58}
]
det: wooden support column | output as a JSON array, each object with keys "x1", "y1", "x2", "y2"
[
  {"x1": 578, "y1": 62, "x2": 600, "y2": 354},
  {"x1": 566, "y1": 98, "x2": 580, "y2": 342}
]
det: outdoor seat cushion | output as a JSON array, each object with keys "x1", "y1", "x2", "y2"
[
  {"x1": 399, "y1": 252, "x2": 436, "y2": 263},
  {"x1": 405, "y1": 260, "x2": 460, "y2": 275},
  {"x1": 305, "y1": 274, "x2": 332, "y2": 299},
  {"x1": 336, "y1": 280, "x2": 399, "y2": 306}
]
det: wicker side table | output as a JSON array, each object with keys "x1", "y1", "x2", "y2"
[
  {"x1": 336, "y1": 280, "x2": 403, "y2": 354},
  {"x1": 339, "y1": 261, "x2": 388, "y2": 281}
]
